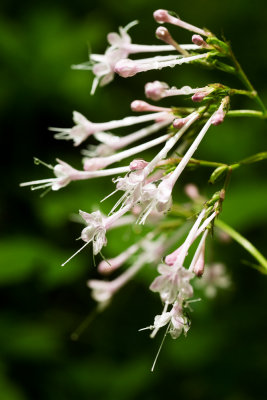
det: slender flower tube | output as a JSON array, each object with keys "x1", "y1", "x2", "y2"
[
  {"x1": 20, "y1": 160, "x2": 130, "y2": 191},
  {"x1": 115, "y1": 53, "x2": 209, "y2": 78},
  {"x1": 153, "y1": 9, "x2": 211, "y2": 37},
  {"x1": 97, "y1": 241, "x2": 140, "y2": 275},
  {"x1": 83, "y1": 131, "x2": 171, "y2": 171},
  {"x1": 51, "y1": 110, "x2": 172, "y2": 146},
  {"x1": 109, "y1": 111, "x2": 199, "y2": 214},
  {"x1": 131, "y1": 100, "x2": 171, "y2": 113},
  {"x1": 143, "y1": 111, "x2": 199, "y2": 176},
  {"x1": 145, "y1": 81, "x2": 198, "y2": 101},
  {"x1": 211, "y1": 96, "x2": 229, "y2": 125},
  {"x1": 107, "y1": 20, "x2": 199, "y2": 53},
  {"x1": 165, "y1": 210, "x2": 217, "y2": 267},
  {"x1": 189, "y1": 229, "x2": 208, "y2": 275},
  {"x1": 89, "y1": 234, "x2": 165, "y2": 303},
  {"x1": 87, "y1": 118, "x2": 173, "y2": 157},
  {"x1": 173, "y1": 209, "x2": 206, "y2": 269},
  {"x1": 154, "y1": 112, "x2": 217, "y2": 209},
  {"x1": 88, "y1": 254, "x2": 148, "y2": 303}
]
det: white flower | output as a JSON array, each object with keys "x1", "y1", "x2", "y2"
[
  {"x1": 20, "y1": 161, "x2": 131, "y2": 193},
  {"x1": 90, "y1": 47, "x2": 128, "y2": 93},
  {"x1": 150, "y1": 298, "x2": 191, "y2": 339},
  {"x1": 50, "y1": 111, "x2": 93, "y2": 146},
  {"x1": 107, "y1": 20, "x2": 138, "y2": 49},
  {"x1": 150, "y1": 264, "x2": 194, "y2": 303},
  {"x1": 79, "y1": 203, "x2": 133, "y2": 256},
  {"x1": 80, "y1": 210, "x2": 107, "y2": 255}
]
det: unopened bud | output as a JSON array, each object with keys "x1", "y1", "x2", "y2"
[
  {"x1": 192, "y1": 92, "x2": 207, "y2": 102},
  {"x1": 211, "y1": 109, "x2": 225, "y2": 126},
  {"x1": 194, "y1": 256, "x2": 205, "y2": 276},
  {"x1": 98, "y1": 259, "x2": 118, "y2": 275},
  {"x1": 130, "y1": 159, "x2": 149, "y2": 170},
  {"x1": 156, "y1": 26, "x2": 171, "y2": 43},
  {"x1": 131, "y1": 100, "x2": 169, "y2": 113},
  {"x1": 165, "y1": 245, "x2": 184, "y2": 265},
  {"x1": 153, "y1": 9, "x2": 170, "y2": 24},
  {"x1": 173, "y1": 117, "x2": 188, "y2": 129},
  {"x1": 114, "y1": 59, "x2": 138, "y2": 78},
  {"x1": 192, "y1": 34, "x2": 206, "y2": 47},
  {"x1": 145, "y1": 81, "x2": 169, "y2": 101},
  {"x1": 156, "y1": 26, "x2": 189, "y2": 56}
]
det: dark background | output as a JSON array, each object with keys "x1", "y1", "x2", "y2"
[{"x1": 1, "y1": 0, "x2": 267, "y2": 399}]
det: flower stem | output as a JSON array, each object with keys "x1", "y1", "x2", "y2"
[
  {"x1": 215, "y1": 219, "x2": 267, "y2": 273},
  {"x1": 227, "y1": 110, "x2": 267, "y2": 119},
  {"x1": 229, "y1": 48, "x2": 267, "y2": 114}
]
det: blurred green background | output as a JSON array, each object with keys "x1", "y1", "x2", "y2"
[{"x1": 1, "y1": 0, "x2": 267, "y2": 399}]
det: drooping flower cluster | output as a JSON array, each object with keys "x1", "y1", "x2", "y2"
[{"x1": 21, "y1": 8, "x2": 267, "y2": 368}]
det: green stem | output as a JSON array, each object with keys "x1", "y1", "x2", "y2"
[
  {"x1": 229, "y1": 49, "x2": 267, "y2": 114},
  {"x1": 229, "y1": 89, "x2": 257, "y2": 98},
  {"x1": 227, "y1": 110, "x2": 266, "y2": 119},
  {"x1": 158, "y1": 157, "x2": 226, "y2": 169},
  {"x1": 215, "y1": 219, "x2": 267, "y2": 273}
]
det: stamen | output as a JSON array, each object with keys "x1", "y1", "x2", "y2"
[
  {"x1": 61, "y1": 241, "x2": 91, "y2": 267},
  {"x1": 151, "y1": 322, "x2": 171, "y2": 372}
]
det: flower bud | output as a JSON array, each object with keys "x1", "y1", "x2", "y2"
[
  {"x1": 130, "y1": 159, "x2": 149, "y2": 170},
  {"x1": 192, "y1": 34, "x2": 205, "y2": 46},
  {"x1": 156, "y1": 26, "x2": 172, "y2": 43},
  {"x1": 153, "y1": 9, "x2": 170, "y2": 24},
  {"x1": 145, "y1": 81, "x2": 169, "y2": 101},
  {"x1": 192, "y1": 92, "x2": 207, "y2": 102},
  {"x1": 114, "y1": 59, "x2": 138, "y2": 78}
]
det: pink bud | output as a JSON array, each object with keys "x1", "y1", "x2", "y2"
[
  {"x1": 211, "y1": 109, "x2": 225, "y2": 126},
  {"x1": 130, "y1": 159, "x2": 149, "y2": 170},
  {"x1": 97, "y1": 259, "x2": 118, "y2": 275},
  {"x1": 191, "y1": 92, "x2": 207, "y2": 102},
  {"x1": 97, "y1": 257, "x2": 124, "y2": 275},
  {"x1": 131, "y1": 100, "x2": 169, "y2": 113},
  {"x1": 114, "y1": 59, "x2": 138, "y2": 78},
  {"x1": 173, "y1": 118, "x2": 186, "y2": 129},
  {"x1": 145, "y1": 81, "x2": 169, "y2": 101},
  {"x1": 165, "y1": 245, "x2": 184, "y2": 265},
  {"x1": 192, "y1": 34, "x2": 205, "y2": 46},
  {"x1": 193, "y1": 248, "x2": 205, "y2": 277},
  {"x1": 153, "y1": 9, "x2": 170, "y2": 23},
  {"x1": 156, "y1": 26, "x2": 171, "y2": 43}
]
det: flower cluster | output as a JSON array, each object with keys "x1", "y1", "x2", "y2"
[{"x1": 21, "y1": 8, "x2": 267, "y2": 368}]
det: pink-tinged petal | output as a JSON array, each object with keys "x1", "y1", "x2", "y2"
[
  {"x1": 107, "y1": 32, "x2": 121, "y2": 45},
  {"x1": 149, "y1": 275, "x2": 166, "y2": 292}
]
